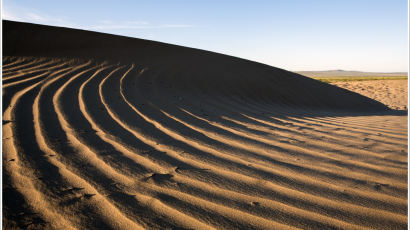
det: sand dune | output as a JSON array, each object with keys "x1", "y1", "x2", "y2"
[{"x1": 3, "y1": 20, "x2": 407, "y2": 230}]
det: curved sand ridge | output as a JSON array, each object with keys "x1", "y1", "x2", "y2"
[{"x1": 3, "y1": 21, "x2": 408, "y2": 229}]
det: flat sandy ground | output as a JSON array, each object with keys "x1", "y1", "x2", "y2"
[{"x1": 332, "y1": 80, "x2": 408, "y2": 111}]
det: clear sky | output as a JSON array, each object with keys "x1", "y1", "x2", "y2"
[{"x1": 3, "y1": 0, "x2": 408, "y2": 72}]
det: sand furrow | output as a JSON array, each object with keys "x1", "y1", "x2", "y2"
[
  {"x1": 118, "y1": 67, "x2": 408, "y2": 218},
  {"x1": 3, "y1": 58, "x2": 46, "y2": 73},
  {"x1": 3, "y1": 61, "x2": 69, "y2": 84},
  {"x1": 77, "y1": 64, "x2": 211, "y2": 228},
  {"x1": 272, "y1": 115, "x2": 407, "y2": 149},
  {"x1": 158, "y1": 95, "x2": 406, "y2": 175},
  {"x1": 3, "y1": 70, "x2": 51, "y2": 88},
  {"x1": 52, "y1": 66, "x2": 137, "y2": 184},
  {"x1": 3, "y1": 78, "x2": 79, "y2": 230},
  {"x1": 237, "y1": 114, "x2": 407, "y2": 166},
  {"x1": 114, "y1": 64, "x2": 388, "y2": 225},
  {"x1": 290, "y1": 114, "x2": 408, "y2": 133},
  {"x1": 176, "y1": 88, "x2": 407, "y2": 151},
  {"x1": 30, "y1": 62, "x2": 168, "y2": 229},
  {"x1": 4, "y1": 64, "x2": 143, "y2": 229},
  {"x1": 141, "y1": 178, "x2": 406, "y2": 229},
  {"x1": 118, "y1": 67, "x2": 382, "y2": 204},
  {"x1": 3, "y1": 59, "x2": 63, "y2": 79},
  {"x1": 3, "y1": 66, "x2": 74, "y2": 114},
  {"x1": 56, "y1": 64, "x2": 156, "y2": 178},
  {"x1": 2, "y1": 56, "x2": 26, "y2": 68},
  {"x1": 215, "y1": 95, "x2": 407, "y2": 145},
  {"x1": 28, "y1": 61, "x2": 144, "y2": 228},
  {"x1": 157, "y1": 106, "x2": 408, "y2": 196},
  {"x1": 33, "y1": 102, "x2": 145, "y2": 230},
  {"x1": 78, "y1": 66, "x2": 167, "y2": 175},
  {"x1": 299, "y1": 116, "x2": 408, "y2": 138},
  {"x1": 168, "y1": 96, "x2": 407, "y2": 182},
  {"x1": 129, "y1": 97, "x2": 407, "y2": 201},
  {"x1": 223, "y1": 114, "x2": 407, "y2": 168},
  {"x1": 178, "y1": 108, "x2": 407, "y2": 182}
]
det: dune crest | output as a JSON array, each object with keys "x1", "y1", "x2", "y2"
[{"x1": 3, "y1": 21, "x2": 407, "y2": 229}]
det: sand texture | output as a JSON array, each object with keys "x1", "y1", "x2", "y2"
[
  {"x1": 2, "y1": 20, "x2": 408, "y2": 230},
  {"x1": 332, "y1": 80, "x2": 408, "y2": 111}
]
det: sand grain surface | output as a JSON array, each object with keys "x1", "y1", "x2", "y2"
[
  {"x1": 332, "y1": 80, "x2": 408, "y2": 111},
  {"x1": 2, "y1": 21, "x2": 408, "y2": 230}
]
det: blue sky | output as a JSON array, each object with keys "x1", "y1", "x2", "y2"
[{"x1": 3, "y1": 0, "x2": 408, "y2": 72}]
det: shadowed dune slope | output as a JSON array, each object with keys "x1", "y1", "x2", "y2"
[
  {"x1": 3, "y1": 20, "x2": 389, "y2": 111},
  {"x1": 2, "y1": 20, "x2": 407, "y2": 230}
]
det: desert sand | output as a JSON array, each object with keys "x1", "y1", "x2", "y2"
[
  {"x1": 332, "y1": 80, "x2": 408, "y2": 111},
  {"x1": 2, "y1": 20, "x2": 408, "y2": 230},
  {"x1": 297, "y1": 70, "x2": 407, "y2": 78}
]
